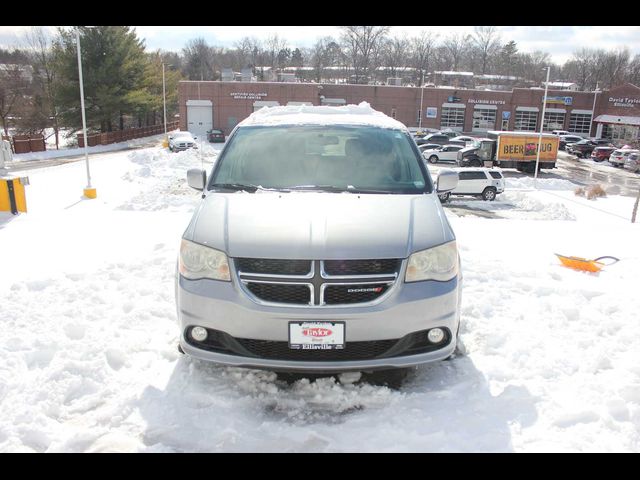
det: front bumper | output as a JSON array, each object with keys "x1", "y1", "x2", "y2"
[{"x1": 176, "y1": 271, "x2": 462, "y2": 372}]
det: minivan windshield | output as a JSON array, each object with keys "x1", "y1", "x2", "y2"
[{"x1": 209, "y1": 125, "x2": 431, "y2": 194}]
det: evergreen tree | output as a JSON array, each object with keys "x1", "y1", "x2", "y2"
[{"x1": 54, "y1": 26, "x2": 148, "y2": 133}]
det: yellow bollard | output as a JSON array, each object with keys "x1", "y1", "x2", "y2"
[
  {"x1": 162, "y1": 135, "x2": 169, "y2": 148},
  {"x1": 83, "y1": 187, "x2": 97, "y2": 199},
  {"x1": 0, "y1": 177, "x2": 28, "y2": 214}
]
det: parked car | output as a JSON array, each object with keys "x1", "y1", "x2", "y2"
[
  {"x1": 623, "y1": 152, "x2": 640, "y2": 173},
  {"x1": 422, "y1": 144, "x2": 465, "y2": 164},
  {"x1": 418, "y1": 143, "x2": 443, "y2": 152},
  {"x1": 552, "y1": 129, "x2": 571, "y2": 136},
  {"x1": 169, "y1": 131, "x2": 198, "y2": 152},
  {"x1": 416, "y1": 133, "x2": 450, "y2": 146},
  {"x1": 450, "y1": 135, "x2": 476, "y2": 145},
  {"x1": 588, "y1": 138, "x2": 614, "y2": 147},
  {"x1": 438, "y1": 168, "x2": 505, "y2": 202},
  {"x1": 566, "y1": 139, "x2": 597, "y2": 158},
  {"x1": 177, "y1": 104, "x2": 462, "y2": 374},
  {"x1": 609, "y1": 148, "x2": 640, "y2": 168},
  {"x1": 207, "y1": 129, "x2": 225, "y2": 143},
  {"x1": 590, "y1": 146, "x2": 616, "y2": 162},
  {"x1": 559, "y1": 134, "x2": 584, "y2": 151},
  {"x1": 438, "y1": 129, "x2": 459, "y2": 139}
]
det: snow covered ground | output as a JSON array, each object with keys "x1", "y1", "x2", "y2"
[{"x1": 0, "y1": 144, "x2": 639, "y2": 452}]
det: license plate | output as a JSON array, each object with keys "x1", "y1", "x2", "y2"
[{"x1": 289, "y1": 322, "x2": 345, "y2": 350}]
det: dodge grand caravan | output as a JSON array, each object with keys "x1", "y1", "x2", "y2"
[{"x1": 175, "y1": 102, "x2": 462, "y2": 373}]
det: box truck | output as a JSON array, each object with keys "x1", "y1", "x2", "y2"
[{"x1": 457, "y1": 131, "x2": 559, "y2": 173}]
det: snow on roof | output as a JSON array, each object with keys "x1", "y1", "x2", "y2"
[
  {"x1": 238, "y1": 101, "x2": 407, "y2": 130},
  {"x1": 433, "y1": 71, "x2": 474, "y2": 76}
]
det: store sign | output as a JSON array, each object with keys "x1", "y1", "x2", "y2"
[
  {"x1": 467, "y1": 99, "x2": 506, "y2": 105},
  {"x1": 447, "y1": 96, "x2": 462, "y2": 103},
  {"x1": 426, "y1": 107, "x2": 438, "y2": 118},
  {"x1": 608, "y1": 97, "x2": 640, "y2": 108},
  {"x1": 545, "y1": 96, "x2": 573, "y2": 105},
  {"x1": 230, "y1": 92, "x2": 268, "y2": 100}
]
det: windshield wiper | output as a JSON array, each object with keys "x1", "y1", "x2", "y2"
[
  {"x1": 209, "y1": 183, "x2": 263, "y2": 192},
  {"x1": 285, "y1": 184, "x2": 353, "y2": 193}
]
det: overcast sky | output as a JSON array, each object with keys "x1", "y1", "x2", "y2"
[{"x1": 1, "y1": 26, "x2": 639, "y2": 65}]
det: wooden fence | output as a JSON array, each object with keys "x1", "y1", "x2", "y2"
[{"x1": 77, "y1": 122, "x2": 179, "y2": 148}]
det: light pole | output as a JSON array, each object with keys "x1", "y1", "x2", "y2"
[
  {"x1": 534, "y1": 66, "x2": 551, "y2": 188},
  {"x1": 590, "y1": 82, "x2": 600, "y2": 138},
  {"x1": 76, "y1": 27, "x2": 95, "y2": 199},
  {"x1": 418, "y1": 71, "x2": 424, "y2": 130}
]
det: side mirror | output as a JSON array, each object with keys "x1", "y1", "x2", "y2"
[
  {"x1": 436, "y1": 169, "x2": 458, "y2": 193},
  {"x1": 193, "y1": 136, "x2": 198, "y2": 140},
  {"x1": 187, "y1": 168, "x2": 206, "y2": 191},
  {"x1": 168, "y1": 136, "x2": 173, "y2": 140}
]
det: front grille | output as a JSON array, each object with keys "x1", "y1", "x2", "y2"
[
  {"x1": 323, "y1": 259, "x2": 400, "y2": 276},
  {"x1": 323, "y1": 283, "x2": 391, "y2": 305},
  {"x1": 186, "y1": 327, "x2": 452, "y2": 361},
  {"x1": 235, "y1": 258, "x2": 402, "y2": 307},
  {"x1": 245, "y1": 282, "x2": 311, "y2": 305},
  {"x1": 236, "y1": 258, "x2": 311, "y2": 276}
]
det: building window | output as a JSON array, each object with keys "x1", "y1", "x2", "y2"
[
  {"x1": 543, "y1": 112, "x2": 565, "y2": 131},
  {"x1": 602, "y1": 124, "x2": 639, "y2": 143},
  {"x1": 440, "y1": 107, "x2": 465, "y2": 130},
  {"x1": 569, "y1": 113, "x2": 592, "y2": 134},
  {"x1": 514, "y1": 110, "x2": 538, "y2": 131},
  {"x1": 472, "y1": 108, "x2": 496, "y2": 131}
]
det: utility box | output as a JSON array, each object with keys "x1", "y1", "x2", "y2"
[{"x1": 0, "y1": 176, "x2": 28, "y2": 214}]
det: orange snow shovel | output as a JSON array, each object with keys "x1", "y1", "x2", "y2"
[{"x1": 555, "y1": 254, "x2": 619, "y2": 273}]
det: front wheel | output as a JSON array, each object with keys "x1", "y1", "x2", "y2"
[
  {"x1": 471, "y1": 159, "x2": 482, "y2": 167},
  {"x1": 428, "y1": 155, "x2": 439, "y2": 164},
  {"x1": 482, "y1": 187, "x2": 497, "y2": 201}
]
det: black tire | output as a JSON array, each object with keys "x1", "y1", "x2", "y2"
[
  {"x1": 177, "y1": 343, "x2": 185, "y2": 354},
  {"x1": 438, "y1": 192, "x2": 450, "y2": 202},
  {"x1": 471, "y1": 159, "x2": 482, "y2": 167},
  {"x1": 428, "y1": 155, "x2": 439, "y2": 164},
  {"x1": 482, "y1": 187, "x2": 497, "y2": 201}
]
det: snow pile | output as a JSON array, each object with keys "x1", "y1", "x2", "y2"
[
  {"x1": 119, "y1": 148, "x2": 217, "y2": 212},
  {"x1": 500, "y1": 191, "x2": 576, "y2": 220},
  {"x1": 505, "y1": 176, "x2": 578, "y2": 191},
  {"x1": 240, "y1": 101, "x2": 407, "y2": 131}
]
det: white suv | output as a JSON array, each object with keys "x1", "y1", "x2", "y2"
[
  {"x1": 422, "y1": 144, "x2": 465, "y2": 164},
  {"x1": 609, "y1": 148, "x2": 639, "y2": 168},
  {"x1": 438, "y1": 168, "x2": 505, "y2": 202}
]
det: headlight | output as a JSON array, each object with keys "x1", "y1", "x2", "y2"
[
  {"x1": 405, "y1": 241, "x2": 458, "y2": 282},
  {"x1": 179, "y1": 239, "x2": 230, "y2": 281}
]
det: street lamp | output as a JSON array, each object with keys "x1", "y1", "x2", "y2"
[
  {"x1": 534, "y1": 66, "x2": 551, "y2": 188},
  {"x1": 76, "y1": 27, "x2": 95, "y2": 199},
  {"x1": 590, "y1": 82, "x2": 600, "y2": 138},
  {"x1": 418, "y1": 71, "x2": 424, "y2": 129}
]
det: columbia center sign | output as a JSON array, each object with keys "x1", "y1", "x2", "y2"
[{"x1": 230, "y1": 92, "x2": 268, "y2": 100}]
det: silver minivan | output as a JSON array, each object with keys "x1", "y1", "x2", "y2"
[{"x1": 175, "y1": 104, "x2": 462, "y2": 373}]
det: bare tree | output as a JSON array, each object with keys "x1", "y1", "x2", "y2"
[
  {"x1": 442, "y1": 33, "x2": 470, "y2": 71},
  {"x1": 340, "y1": 26, "x2": 390, "y2": 84},
  {"x1": 182, "y1": 38, "x2": 215, "y2": 80},
  {"x1": 471, "y1": 26, "x2": 501, "y2": 75},
  {"x1": 381, "y1": 35, "x2": 410, "y2": 80},
  {"x1": 22, "y1": 27, "x2": 62, "y2": 148},
  {"x1": 410, "y1": 31, "x2": 439, "y2": 85},
  {"x1": 263, "y1": 34, "x2": 288, "y2": 69},
  {"x1": 0, "y1": 64, "x2": 31, "y2": 135}
]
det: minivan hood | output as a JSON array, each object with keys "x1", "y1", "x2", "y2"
[{"x1": 184, "y1": 192, "x2": 454, "y2": 259}]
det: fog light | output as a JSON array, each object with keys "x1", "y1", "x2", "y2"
[
  {"x1": 427, "y1": 328, "x2": 445, "y2": 344},
  {"x1": 191, "y1": 326, "x2": 208, "y2": 342}
]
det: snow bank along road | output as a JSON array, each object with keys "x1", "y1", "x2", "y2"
[{"x1": 0, "y1": 145, "x2": 639, "y2": 452}]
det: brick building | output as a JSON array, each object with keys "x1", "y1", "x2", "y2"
[{"x1": 179, "y1": 81, "x2": 640, "y2": 145}]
